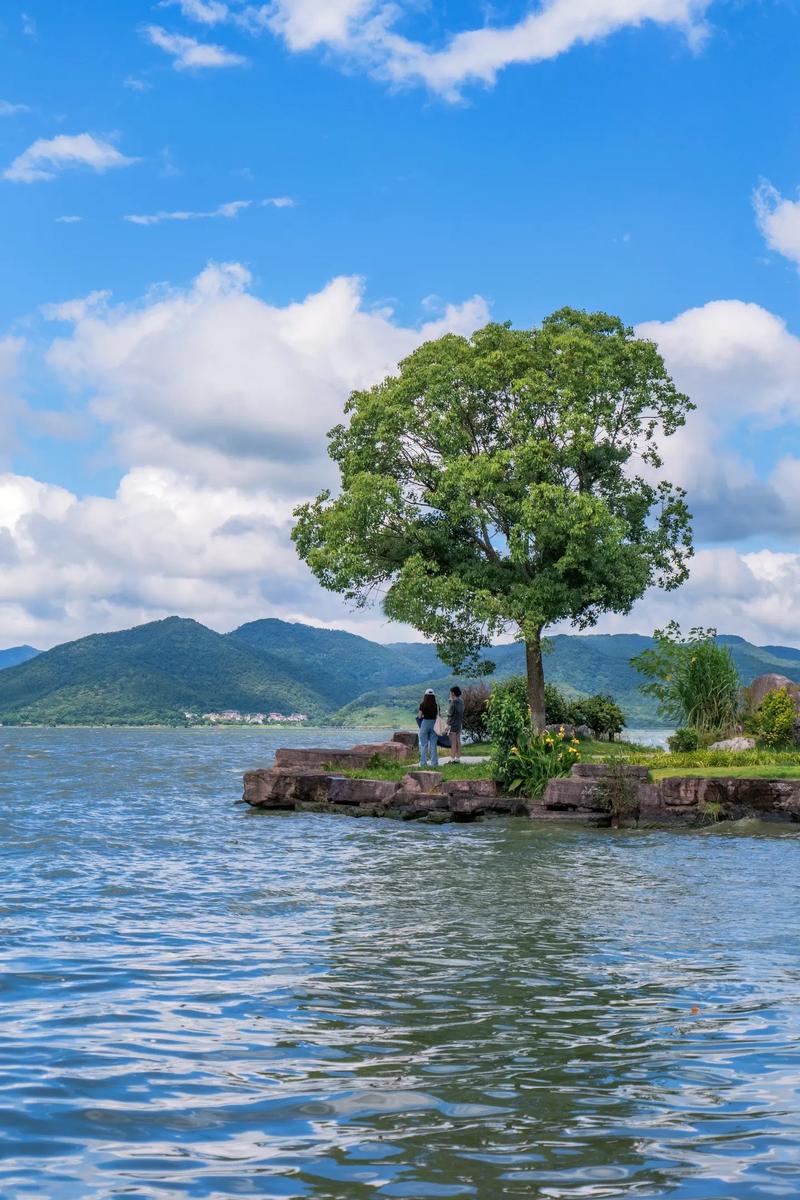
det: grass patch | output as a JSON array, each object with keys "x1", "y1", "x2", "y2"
[
  {"x1": 652, "y1": 765, "x2": 800, "y2": 781},
  {"x1": 339, "y1": 758, "x2": 493, "y2": 783}
]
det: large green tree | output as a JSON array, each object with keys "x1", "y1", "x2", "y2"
[{"x1": 293, "y1": 308, "x2": 694, "y2": 730}]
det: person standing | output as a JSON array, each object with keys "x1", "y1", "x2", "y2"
[
  {"x1": 447, "y1": 686, "x2": 465, "y2": 763},
  {"x1": 417, "y1": 689, "x2": 439, "y2": 768}
]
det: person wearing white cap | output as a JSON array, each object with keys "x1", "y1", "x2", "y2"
[{"x1": 416, "y1": 688, "x2": 439, "y2": 768}]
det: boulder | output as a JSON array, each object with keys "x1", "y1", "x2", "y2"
[
  {"x1": 544, "y1": 723, "x2": 579, "y2": 738},
  {"x1": 575, "y1": 724, "x2": 594, "y2": 740},
  {"x1": 351, "y1": 740, "x2": 411, "y2": 761},
  {"x1": 707, "y1": 736, "x2": 756, "y2": 751},
  {"x1": 327, "y1": 777, "x2": 400, "y2": 806},
  {"x1": 572, "y1": 763, "x2": 649, "y2": 781},
  {"x1": 747, "y1": 673, "x2": 800, "y2": 712},
  {"x1": 274, "y1": 747, "x2": 376, "y2": 770},
  {"x1": 392, "y1": 731, "x2": 420, "y2": 750}
]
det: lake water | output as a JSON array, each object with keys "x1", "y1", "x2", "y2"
[{"x1": 2, "y1": 726, "x2": 799, "y2": 1199}]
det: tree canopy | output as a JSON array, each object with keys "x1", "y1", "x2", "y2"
[{"x1": 293, "y1": 308, "x2": 694, "y2": 729}]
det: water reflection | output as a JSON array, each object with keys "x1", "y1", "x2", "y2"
[{"x1": 0, "y1": 728, "x2": 798, "y2": 1198}]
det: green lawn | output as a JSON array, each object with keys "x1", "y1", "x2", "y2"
[
  {"x1": 652, "y1": 765, "x2": 800, "y2": 781},
  {"x1": 340, "y1": 759, "x2": 493, "y2": 783}
]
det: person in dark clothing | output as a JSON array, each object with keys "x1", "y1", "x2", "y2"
[
  {"x1": 447, "y1": 686, "x2": 465, "y2": 763},
  {"x1": 417, "y1": 688, "x2": 439, "y2": 767}
]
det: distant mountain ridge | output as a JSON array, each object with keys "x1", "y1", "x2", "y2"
[
  {"x1": 0, "y1": 645, "x2": 39, "y2": 671},
  {"x1": 1, "y1": 617, "x2": 799, "y2": 727}
]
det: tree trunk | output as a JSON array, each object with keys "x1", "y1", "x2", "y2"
[{"x1": 525, "y1": 633, "x2": 546, "y2": 733}]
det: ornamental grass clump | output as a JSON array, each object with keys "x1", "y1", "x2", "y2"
[
  {"x1": 632, "y1": 622, "x2": 740, "y2": 739},
  {"x1": 505, "y1": 728, "x2": 581, "y2": 798}
]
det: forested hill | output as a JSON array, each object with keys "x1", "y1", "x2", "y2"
[
  {"x1": 0, "y1": 645, "x2": 39, "y2": 670},
  {"x1": 1, "y1": 617, "x2": 800, "y2": 727}
]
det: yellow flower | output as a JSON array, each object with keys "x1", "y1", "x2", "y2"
[
  {"x1": 510, "y1": 746, "x2": 519, "y2": 756},
  {"x1": 571, "y1": 737, "x2": 580, "y2": 745}
]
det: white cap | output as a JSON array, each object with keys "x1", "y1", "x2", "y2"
[{"x1": 424, "y1": 688, "x2": 435, "y2": 695}]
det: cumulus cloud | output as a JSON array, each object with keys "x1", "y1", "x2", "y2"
[
  {"x1": 4, "y1": 133, "x2": 138, "y2": 183},
  {"x1": 143, "y1": 24, "x2": 248, "y2": 68},
  {"x1": 45, "y1": 262, "x2": 489, "y2": 492},
  {"x1": 754, "y1": 180, "x2": 800, "y2": 268},
  {"x1": 10, "y1": 264, "x2": 800, "y2": 650}
]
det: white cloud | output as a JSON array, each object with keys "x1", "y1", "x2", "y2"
[
  {"x1": 160, "y1": 0, "x2": 231, "y2": 23},
  {"x1": 754, "y1": 180, "x2": 800, "y2": 268},
  {"x1": 158, "y1": 0, "x2": 711, "y2": 97},
  {"x1": 124, "y1": 199, "x2": 252, "y2": 225},
  {"x1": 123, "y1": 75, "x2": 153, "y2": 91},
  {"x1": 45, "y1": 263, "x2": 489, "y2": 493},
  {"x1": 21, "y1": 12, "x2": 36, "y2": 37},
  {"x1": 263, "y1": 195, "x2": 295, "y2": 208},
  {"x1": 637, "y1": 299, "x2": 800, "y2": 541},
  {"x1": 143, "y1": 24, "x2": 248, "y2": 68},
  {"x1": 260, "y1": 0, "x2": 709, "y2": 98},
  {"x1": 14, "y1": 266, "x2": 800, "y2": 651},
  {"x1": 4, "y1": 133, "x2": 138, "y2": 184},
  {"x1": 55, "y1": 215, "x2": 83, "y2": 224},
  {"x1": 0, "y1": 100, "x2": 29, "y2": 116}
]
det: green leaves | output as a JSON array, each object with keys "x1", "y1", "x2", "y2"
[
  {"x1": 631, "y1": 623, "x2": 741, "y2": 735},
  {"x1": 293, "y1": 307, "x2": 695, "y2": 724}
]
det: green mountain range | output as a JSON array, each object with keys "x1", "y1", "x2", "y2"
[
  {"x1": 0, "y1": 618, "x2": 799, "y2": 728},
  {"x1": 0, "y1": 645, "x2": 39, "y2": 670}
]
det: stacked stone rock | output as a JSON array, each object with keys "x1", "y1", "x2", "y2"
[{"x1": 243, "y1": 732, "x2": 525, "y2": 823}]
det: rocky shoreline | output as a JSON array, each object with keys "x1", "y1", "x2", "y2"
[{"x1": 243, "y1": 732, "x2": 800, "y2": 827}]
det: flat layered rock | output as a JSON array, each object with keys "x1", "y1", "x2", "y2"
[{"x1": 402, "y1": 770, "x2": 444, "y2": 793}]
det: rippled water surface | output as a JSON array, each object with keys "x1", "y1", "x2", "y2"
[{"x1": 2, "y1": 727, "x2": 799, "y2": 1199}]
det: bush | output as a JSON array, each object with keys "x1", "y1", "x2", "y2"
[
  {"x1": 486, "y1": 676, "x2": 530, "y2": 784},
  {"x1": 461, "y1": 683, "x2": 491, "y2": 743},
  {"x1": 568, "y1": 693, "x2": 625, "y2": 739},
  {"x1": 668, "y1": 727, "x2": 700, "y2": 752},
  {"x1": 544, "y1": 682, "x2": 570, "y2": 725},
  {"x1": 503, "y1": 728, "x2": 581, "y2": 797},
  {"x1": 632, "y1": 622, "x2": 740, "y2": 737},
  {"x1": 753, "y1": 688, "x2": 797, "y2": 748},
  {"x1": 596, "y1": 762, "x2": 639, "y2": 823}
]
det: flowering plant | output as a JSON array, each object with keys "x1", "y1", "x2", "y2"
[{"x1": 504, "y1": 727, "x2": 580, "y2": 798}]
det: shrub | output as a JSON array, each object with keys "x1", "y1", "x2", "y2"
[
  {"x1": 631, "y1": 622, "x2": 740, "y2": 736},
  {"x1": 486, "y1": 676, "x2": 531, "y2": 784},
  {"x1": 461, "y1": 683, "x2": 491, "y2": 743},
  {"x1": 568, "y1": 693, "x2": 625, "y2": 740},
  {"x1": 544, "y1": 682, "x2": 570, "y2": 725},
  {"x1": 753, "y1": 688, "x2": 797, "y2": 748},
  {"x1": 503, "y1": 728, "x2": 581, "y2": 797},
  {"x1": 668, "y1": 727, "x2": 700, "y2": 752},
  {"x1": 596, "y1": 762, "x2": 639, "y2": 823}
]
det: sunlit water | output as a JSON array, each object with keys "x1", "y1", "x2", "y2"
[{"x1": 2, "y1": 727, "x2": 799, "y2": 1199}]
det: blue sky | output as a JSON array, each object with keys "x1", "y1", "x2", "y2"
[{"x1": 2, "y1": 0, "x2": 800, "y2": 649}]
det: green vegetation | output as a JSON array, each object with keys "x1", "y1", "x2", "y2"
[
  {"x1": 4, "y1": 610, "x2": 800, "y2": 729},
  {"x1": 0, "y1": 645, "x2": 39, "y2": 670},
  {"x1": 0, "y1": 618, "x2": 326, "y2": 726},
  {"x1": 505, "y1": 729, "x2": 580, "y2": 798},
  {"x1": 748, "y1": 687, "x2": 797, "y2": 748},
  {"x1": 596, "y1": 762, "x2": 640, "y2": 822},
  {"x1": 652, "y1": 765, "x2": 800, "y2": 780},
  {"x1": 293, "y1": 310, "x2": 694, "y2": 730},
  {"x1": 340, "y1": 759, "x2": 493, "y2": 783},
  {"x1": 632, "y1": 623, "x2": 741, "y2": 737}
]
